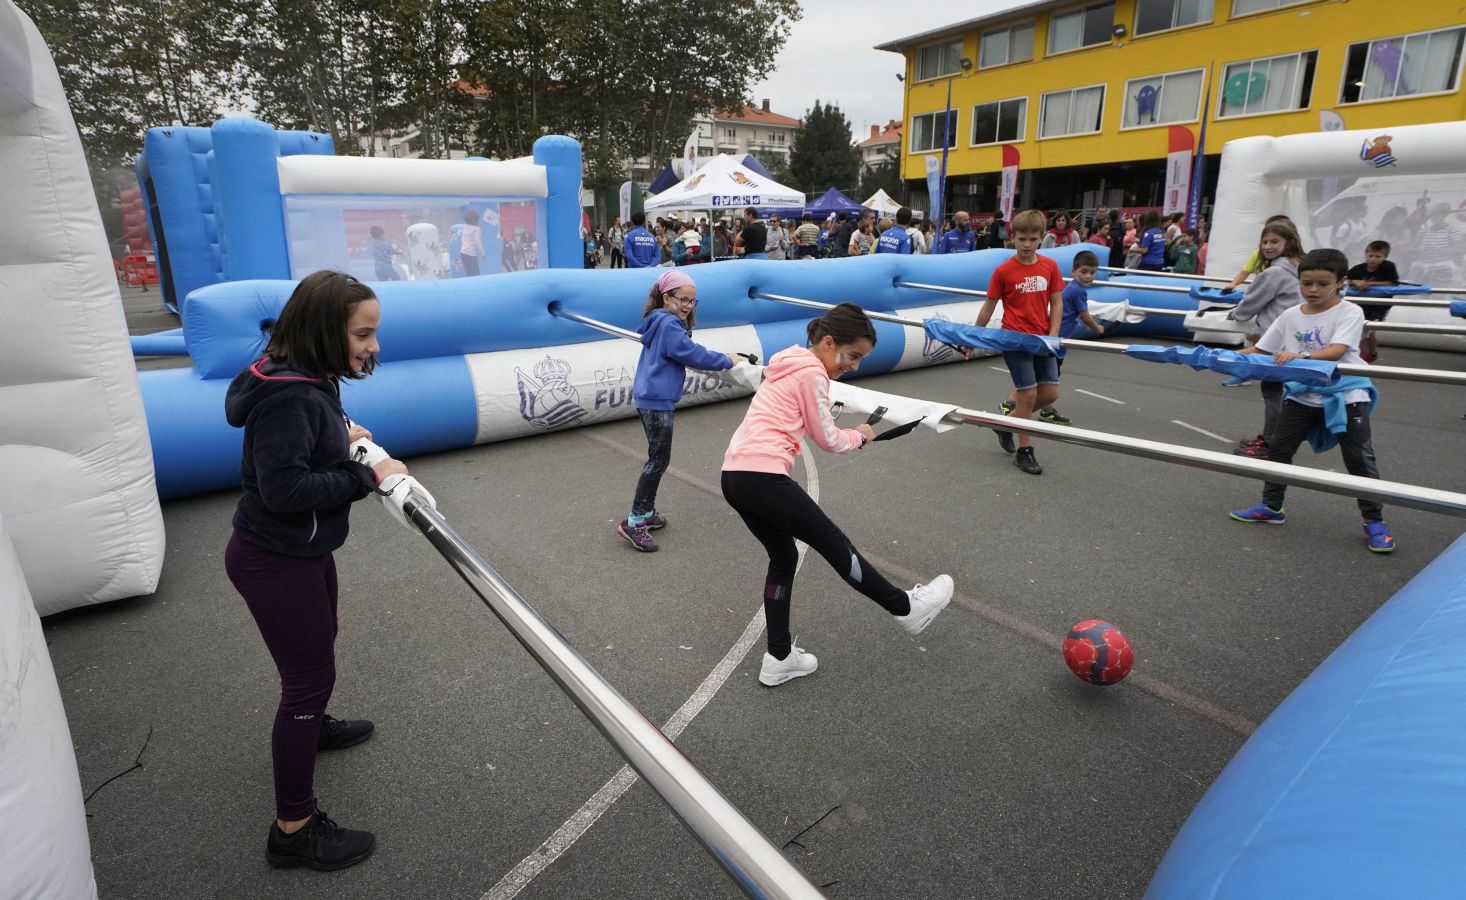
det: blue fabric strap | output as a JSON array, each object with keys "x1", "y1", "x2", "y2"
[
  {"x1": 1122, "y1": 344, "x2": 1337, "y2": 386},
  {"x1": 1451, "y1": 299, "x2": 1466, "y2": 319},
  {"x1": 1349, "y1": 283, "x2": 1433, "y2": 298},
  {"x1": 1281, "y1": 376, "x2": 1378, "y2": 453},
  {"x1": 923, "y1": 319, "x2": 1064, "y2": 358}
]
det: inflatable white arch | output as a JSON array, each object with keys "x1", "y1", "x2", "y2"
[
  {"x1": 0, "y1": 0, "x2": 165, "y2": 617},
  {"x1": 1209, "y1": 121, "x2": 1466, "y2": 350}
]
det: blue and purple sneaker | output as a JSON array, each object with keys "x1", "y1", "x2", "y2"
[
  {"x1": 1364, "y1": 520, "x2": 1395, "y2": 553},
  {"x1": 1229, "y1": 503, "x2": 1286, "y2": 524}
]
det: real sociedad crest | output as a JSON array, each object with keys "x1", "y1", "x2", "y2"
[
  {"x1": 683, "y1": 174, "x2": 705, "y2": 192},
  {"x1": 515, "y1": 354, "x2": 589, "y2": 429},
  {"x1": 921, "y1": 311, "x2": 960, "y2": 363},
  {"x1": 729, "y1": 171, "x2": 759, "y2": 187},
  {"x1": 1360, "y1": 135, "x2": 1397, "y2": 168}
]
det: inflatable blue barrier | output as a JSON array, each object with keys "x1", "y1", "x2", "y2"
[
  {"x1": 1451, "y1": 299, "x2": 1466, "y2": 319},
  {"x1": 130, "y1": 328, "x2": 187, "y2": 357},
  {"x1": 1148, "y1": 532, "x2": 1466, "y2": 898}
]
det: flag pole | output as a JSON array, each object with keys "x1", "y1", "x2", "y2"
[{"x1": 938, "y1": 77, "x2": 952, "y2": 228}]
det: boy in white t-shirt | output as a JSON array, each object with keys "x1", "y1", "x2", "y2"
[{"x1": 1228, "y1": 249, "x2": 1394, "y2": 553}]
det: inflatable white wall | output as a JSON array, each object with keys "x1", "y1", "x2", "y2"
[
  {"x1": 0, "y1": 512, "x2": 97, "y2": 899},
  {"x1": 0, "y1": 0, "x2": 165, "y2": 616}
]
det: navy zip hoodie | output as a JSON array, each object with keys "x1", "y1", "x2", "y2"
[
  {"x1": 225, "y1": 358, "x2": 377, "y2": 557},
  {"x1": 633, "y1": 309, "x2": 733, "y2": 411}
]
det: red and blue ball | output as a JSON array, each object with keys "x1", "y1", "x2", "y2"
[{"x1": 1063, "y1": 619, "x2": 1134, "y2": 685}]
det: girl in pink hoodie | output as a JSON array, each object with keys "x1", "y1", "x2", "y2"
[{"x1": 721, "y1": 303, "x2": 954, "y2": 687}]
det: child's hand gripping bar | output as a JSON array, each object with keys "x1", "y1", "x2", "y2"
[{"x1": 349, "y1": 437, "x2": 439, "y2": 530}]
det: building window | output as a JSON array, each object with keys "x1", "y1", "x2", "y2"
[
  {"x1": 971, "y1": 97, "x2": 1027, "y2": 145},
  {"x1": 979, "y1": 22, "x2": 1035, "y2": 68},
  {"x1": 1038, "y1": 85, "x2": 1105, "y2": 138},
  {"x1": 1135, "y1": 0, "x2": 1213, "y2": 35},
  {"x1": 390, "y1": 144, "x2": 403, "y2": 158},
  {"x1": 1232, "y1": 0, "x2": 1310, "y2": 14},
  {"x1": 916, "y1": 39, "x2": 963, "y2": 80},
  {"x1": 1048, "y1": 2, "x2": 1115, "y2": 54},
  {"x1": 910, "y1": 110, "x2": 959, "y2": 152},
  {"x1": 1218, "y1": 50, "x2": 1317, "y2": 117},
  {"x1": 723, "y1": 128, "x2": 736, "y2": 140},
  {"x1": 1122, "y1": 68, "x2": 1204, "y2": 128},
  {"x1": 1340, "y1": 27, "x2": 1465, "y2": 104}
]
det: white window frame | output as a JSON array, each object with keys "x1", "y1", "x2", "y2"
[
  {"x1": 1230, "y1": 0, "x2": 1313, "y2": 18},
  {"x1": 1037, "y1": 83, "x2": 1107, "y2": 139},
  {"x1": 1337, "y1": 26, "x2": 1466, "y2": 106},
  {"x1": 1119, "y1": 67, "x2": 1205, "y2": 131},
  {"x1": 969, "y1": 96, "x2": 1029, "y2": 146},
  {"x1": 979, "y1": 21, "x2": 1036, "y2": 69},
  {"x1": 1216, "y1": 49, "x2": 1318, "y2": 120},
  {"x1": 1133, "y1": 0, "x2": 1214, "y2": 37},
  {"x1": 909, "y1": 109, "x2": 960, "y2": 154},
  {"x1": 915, "y1": 38, "x2": 963, "y2": 82},
  {"x1": 1047, "y1": 2, "x2": 1115, "y2": 56}
]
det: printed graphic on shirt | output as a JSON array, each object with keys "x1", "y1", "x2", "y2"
[
  {"x1": 1294, "y1": 326, "x2": 1325, "y2": 349},
  {"x1": 1020, "y1": 275, "x2": 1050, "y2": 294}
]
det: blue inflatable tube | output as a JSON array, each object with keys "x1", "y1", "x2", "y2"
[
  {"x1": 130, "y1": 328, "x2": 187, "y2": 357},
  {"x1": 147, "y1": 246, "x2": 1219, "y2": 499},
  {"x1": 1147, "y1": 533, "x2": 1466, "y2": 898}
]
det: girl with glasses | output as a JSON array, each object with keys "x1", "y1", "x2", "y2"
[{"x1": 618, "y1": 269, "x2": 741, "y2": 552}]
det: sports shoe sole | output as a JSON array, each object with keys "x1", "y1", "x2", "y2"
[
  {"x1": 1368, "y1": 544, "x2": 1395, "y2": 553},
  {"x1": 620, "y1": 517, "x2": 667, "y2": 531},
  {"x1": 759, "y1": 661, "x2": 817, "y2": 686},
  {"x1": 1228, "y1": 513, "x2": 1285, "y2": 524},
  {"x1": 266, "y1": 840, "x2": 375, "y2": 871},
  {"x1": 615, "y1": 524, "x2": 657, "y2": 552}
]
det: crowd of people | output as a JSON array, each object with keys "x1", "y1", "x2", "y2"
[{"x1": 586, "y1": 204, "x2": 1214, "y2": 274}]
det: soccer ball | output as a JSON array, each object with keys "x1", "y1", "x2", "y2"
[{"x1": 1063, "y1": 619, "x2": 1134, "y2": 685}]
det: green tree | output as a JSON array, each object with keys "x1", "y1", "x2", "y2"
[
  {"x1": 858, "y1": 148, "x2": 902, "y2": 205},
  {"x1": 788, "y1": 101, "x2": 859, "y2": 194}
]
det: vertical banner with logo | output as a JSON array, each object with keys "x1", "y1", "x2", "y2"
[
  {"x1": 1318, "y1": 109, "x2": 1345, "y2": 203},
  {"x1": 999, "y1": 144, "x2": 1020, "y2": 222},
  {"x1": 1186, "y1": 73, "x2": 1213, "y2": 230},
  {"x1": 618, "y1": 181, "x2": 632, "y2": 222},
  {"x1": 936, "y1": 79, "x2": 953, "y2": 227},
  {"x1": 924, "y1": 154, "x2": 941, "y2": 220},
  {"x1": 675, "y1": 128, "x2": 699, "y2": 179},
  {"x1": 1164, "y1": 125, "x2": 1194, "y2": 216}
]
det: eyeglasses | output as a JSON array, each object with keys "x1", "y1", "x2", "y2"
[{"x1": 669, "y1": 292, "x2": 698, "y2": 306}]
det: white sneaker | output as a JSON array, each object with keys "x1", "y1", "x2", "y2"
[
  {"x1": 759, "y1": 641, "x2": 818, "y2": 686},
  {"x1": 896, "y1": 574, "x2": 953, "y2": 635}
]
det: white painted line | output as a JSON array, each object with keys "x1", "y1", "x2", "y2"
[
  {"x1": 988, "y1": 366, "x2": 1008, "y2": 373},
  {"x1": 1074, "y1": 388, "x2": 1125, "y2": 405},
  {"x1": 483, "y1": 440, "x2": 819, "y2": 900},
  {"x1": 1171, "y1": 419, "x2": 1231, "y2": 443}
]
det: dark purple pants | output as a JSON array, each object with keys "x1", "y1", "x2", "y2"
[{"x1": 225, "y1": 532, "x2": 338, "y2": 821}]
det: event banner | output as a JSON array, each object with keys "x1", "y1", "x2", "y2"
[
  {"x1": 999, "y1": 145, "x2": 1020, "y2": 222},
  {"x1": 1164, "y1": 126, "x2": 1194, "y2": 216}
]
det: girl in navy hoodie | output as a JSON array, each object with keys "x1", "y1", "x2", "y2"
[
  {"x1": 224, "y1": 271, "x2": 407, "y2": 871},
  {"x1": 617, "y1": 269, "x2": 735, "y2": 552}
]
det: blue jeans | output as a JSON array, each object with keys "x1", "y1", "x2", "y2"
[
  {"x1": 1001, "y1": 351, "x2": 1060, "y2": 391},
  {"x1": 632, "y1": 408, "x2": 675, "y2": 517},
  {"x1": 741, "y1": 252, "x2": 767, "y2": 260}
]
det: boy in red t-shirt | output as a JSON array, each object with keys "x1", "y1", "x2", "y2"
[{"x1": 975, "y1": 209, "x2": 1063, "y2": 475}]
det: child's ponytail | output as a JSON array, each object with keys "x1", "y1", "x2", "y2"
[{"x1": 806, "y1": 302, "x2": 877, "y2": 347}]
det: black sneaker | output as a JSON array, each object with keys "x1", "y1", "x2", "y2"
[
  {"x1": 1014, "y1": 447, "x2": 1043, "y2": 475},
  {"x1": 999, "y1": 399, "x2": 1016, "y2": 415},
  {"x1": 996, "y1": 404, "x2": 1016, "y2": 453},
  {"x1": 1038, "y1": 407, "x2": 1071, "y2": 425},
  {"x1": 266, "y1": 807, "x2": 375, "y2": 871},
  {"x1": 317, "y1": 714, "x2": 374, "y2": 751}
]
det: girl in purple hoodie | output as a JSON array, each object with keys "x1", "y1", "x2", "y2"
[
  {"x1": 617, "y1": 269, "x2": 735, "y2": 552},
  {"x1": 720, "y1": 303, "x2": 954, "y2": 687}
]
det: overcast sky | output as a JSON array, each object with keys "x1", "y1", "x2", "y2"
[{"x1": 751, "y1": 1, "x2": 1028, "y2": 139}]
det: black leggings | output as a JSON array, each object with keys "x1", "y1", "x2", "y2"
[
  {"x1": 631, "y1": 409, "x2": 674, "y2": 518},
  {"x1": 721, "y1": 470, "x2": 909, "y2": 658}
]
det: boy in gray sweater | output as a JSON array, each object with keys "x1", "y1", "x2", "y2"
[{"x1": 1229, "y1": 221, "x2": 1304, "y2": 459}]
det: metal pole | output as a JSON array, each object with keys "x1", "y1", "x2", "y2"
[
  {"x1": 1129, "y1": 304, "x2": 1466, "y2": 334},
  {"x1": 1098, "y1": 265, "x2": 1236, "y2": 284},
  {"x1": 941, "y1": 410, "x2": 1466, "y2": 518},
  {"x1": 548, "y1": 301, "x2": 641, "y2": 341},
  {"x1": 400, "y1": 494, "x2": 826, "y2": 900},
  {"x1": 1097, "y1": 280, "x2": 1457, "y2": 308},
  {"x1": 752, "y1": 291, "x2": 1466, "y2": 386}
]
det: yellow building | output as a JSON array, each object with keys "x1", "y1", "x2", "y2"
[{"x1": 876, "y1": 0, "x2": 1466, "y2": 214}]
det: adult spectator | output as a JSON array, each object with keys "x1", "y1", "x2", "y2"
[
  {"x1": 623, "y1": 212, "x2": 659, "y2": 268},
  {"x1": 766, "y1": 214, "x2": 791, "y2": 260},
  {"x1": 933, "y1": 210, "x2": 977, "y2": 254},
  {"x1": 875, "y1": 207, "x2": 915, "y2": 253},
  {"x1": 829, "y1": 213, "x2": 856, "y2": 258},
  {"x1": 794, "y1": 213, "x2": 821, "y2": 259},
  {"x1": 739, "y1": 207, "x2": 768, "y2": 260},
  {"x1": 1087, "y1": 205, "x2": 1110, "y2": 235},
  {"x1": 608, "y1": 217, "x2": 626, "y2": 269}
]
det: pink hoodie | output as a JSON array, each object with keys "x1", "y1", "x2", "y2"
[{"x1": 722, "y1": 346, "x2": 866, "y2": 474}]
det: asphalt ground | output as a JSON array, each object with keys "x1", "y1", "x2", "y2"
[{"x1": 43, "y1": 313, "x2": 1466, "y2": 899}]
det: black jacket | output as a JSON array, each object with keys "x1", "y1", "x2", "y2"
[{"x1": 225, "y1": 358, "x2": 377, "y2": 557}]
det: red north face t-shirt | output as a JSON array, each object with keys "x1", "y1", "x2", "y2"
[{"x1": 988, "y1": 255, "x2": 1063, "y2": 336}]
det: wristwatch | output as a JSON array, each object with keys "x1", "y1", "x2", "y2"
[{"x1": 1301, "y1": 351, "x2": 1312, "y2": 360}]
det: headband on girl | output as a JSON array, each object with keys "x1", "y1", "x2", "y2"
[{"x1": 656, "y1": 270, "x2": 695, "y2": 294}]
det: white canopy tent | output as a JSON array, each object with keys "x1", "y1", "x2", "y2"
[
  {"x1": 644, "y1": 154, "x2": 803, "y2": 212},
  {"x1": 862, "y1": 188, "x2": 902, "y2": 215}
]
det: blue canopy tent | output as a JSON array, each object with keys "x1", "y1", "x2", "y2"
[
  {"x1": 805, "y1": 187, "x2": 866, "y2": 220},
  {"x1": 647, "y1": 162, "x2": 679, "y2": 195}
]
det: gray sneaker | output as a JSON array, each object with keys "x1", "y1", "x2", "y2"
[{"x1": 616, "y1": 521, "x2": 657, "y2": 552}]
